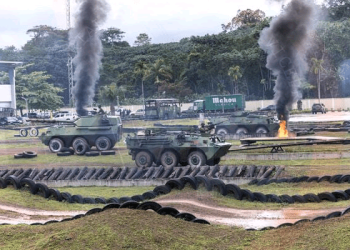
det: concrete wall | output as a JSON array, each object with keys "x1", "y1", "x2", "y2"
[{"x1": 0, "y1": 85, "x2": 12, "y2": 107}]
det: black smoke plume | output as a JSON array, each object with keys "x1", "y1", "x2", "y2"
[
  {"x1": 259, "y1": 0, "x2": 315, "y2": 121},
  {"x1": 70, "y1": 0, "x2": 110, "y2": 116}
]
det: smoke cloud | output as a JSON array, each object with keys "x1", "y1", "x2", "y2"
[
  {"x1": 70, "y1": 0, "x2": 110, "y2": 116},
  {"x1": 259, "y1": 0, "x2": 315, "y2": 121}
]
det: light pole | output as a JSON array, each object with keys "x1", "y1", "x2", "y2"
[{"x1": 21, "y1": 96, "x2": 28, "y2": 115}]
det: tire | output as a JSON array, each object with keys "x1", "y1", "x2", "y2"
[
  {"x1": 135, "y1": 151, "x2": 153, "y2": 168},
  {"x1": 292, "y1": 195, "x2": 306, "y2": 203},
  {"x1": 296, "y1": 176, "x2": 309, "y2": 182},
  {"x1": 241, "y1": 189, "x2": 255, "y2": 201},
  {"x1": 257, "y1": 178, "x2": 268, "y2": 186},
  {"x1": 330, "y1": 174, "x2": 342, "y2": 183},
  {"x1": 253, "y1": 192, "x2": 267, "y2": 202},
  {"x1": 339, "y1": 175, "x2": 350, "y2": 183},
  {"x1": 14, "y1": 153, "x2": 24, "y2": 159},
  {"x1": 165, "y1": 179, "x2": 185, "y2": 190},
  {"x1": 266, "y1": 194, "x2": 282, "y2": 203},
  {"x1": 312, "y1": 216, "x2": 325, "y2": 221},
  {"x1": 72, "y1": 194, "x2": 84, "y2": 203},
  {"x1": 102, "y1": 203, "x2": 121, "y2": 211},
  {"x1": 131, "y1": 195, "x2": 144, "y2": 202},
  {"x1": 180, "y1": 176, "x2": 198, "y2": 190},
  {"x1": 160, "y1": 151, "x2": 179, "y2": 168},
  {"x1": 294, "y1": 219, "x2": 310, "y2": 225},
  {"x1": 101, "y1": 150, "x2": 116, "y2": 156},
  {"x1": 318, "y1": 175, "x2": 331, "y2": 182},
  {"x1": 106, "y1": 197, "x2": 120, "y2": 204},
  {"x1": 57, "y1": 151, "x2": 72, "y2": 157},
  {"x1": 19, "y1": 178, "x2": 37, "y2": 194},
  {"x1": 153, "y1": 185, "x2": 171, "y2": 195},
  {"x1": 318, "y1": 192, "x2": 337, "y2": 202},
  {"x1": 83, "y1": 197, "x2": 96, "y2": 204},
  {"x1": 95, "y1": 136, "x2": 112, "y2": 151},
  {"x1": 85, "y1": 151, "x2": 100, "y2": 157},
  {"x1": 195, "y1": 175, "x2": 212, "y2": 191},
  {"x1": 142, "y1": 191, "x2": 157, "y2": 200},
  {"x1": 255, "y1": 126, "x2": 268, "y2": 134},
  {"x1": 0, "y1": 178, "x2": 7, "y2": 189},
  {"x1": 85, "y1": 208, "x2": 102, "y2": 216},
  {"x1": 60, "y1": 147, "x2": 75, "y2": 154},
  {"x1": 120, "y1": 201, "x2": 140, "y2": 209},
  {"x1": 49, "y1": 138, "x2": 65, "y2": 153},
  {"x1": 216, "y1": 128, "x2": 228, "y2": 136},
  {"x1": 20, "y1": 129, "x2": 28, "y2": 137},
  {"x1": 157, "y1": 207, "x2": 179, "y2": 217},
  {"x1": 303, "y1": 193, "x2": 321, "y2": 203},
  {"x1": 175, "y1": 212, "x2": 196, "y2": 221},
  {"x1": 306, "y1": 176, "x2": 319, "y2": 182},
  {"x1": 211, "y1": 179, "x2": 227, "y2": 196},
  {"x1": 34, "y1": 183, "x2": 50, "y2": 198},
  {"x1": 61, "y1": 192, "x2": 73, "y2": 203},
  {"x1": 325, "y1": 211, "x2": 342, "y2": 219},
  {"x1": 137, "y1": 201, "x2": 162, "y2": 212},
  {"x1": 191, "y1": 218, "x2": 210, "y2": 225},
  {"x1": 6, "y1": 175, "x2": 21, "y2": 189},
  {"x1": 95, "y1": 197, "x2": 107, "y2": 204},
  {"x1": 332, "y1": 190, "x2": 349, "y2": 201},
  {"x1": 188, "y1": 151, "x2": 206, "y2": 168},
  {"x1": 235, "y1": 127, "x2": 248, "y2": 135},
  {"x1": 72, "y1": 137, "x2": 89, "y2": 155},
  {"x1": 119, "y1": 197, "x2": 132, "y2": 203},
  {"x1": 279, "y1": 194, "x2": 294, "y2": 204},
  {"x1": 29, "y1": 128, "x2": 39, "y2": 137},
  {"x1": 226, "y1": 184, "x2": 242, "y2": 200},
  {"x1": 48, "y1": 188, "x2": 62, "y2": 201},
  {"x1": 22, "y1": 151, "x2": 37, "y2": 158}
]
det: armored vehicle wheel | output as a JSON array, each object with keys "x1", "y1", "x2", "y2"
[
  {"x1": 73, "y1": 137, "x2": 89, "y2": 155},
  {"x1": 188, "y1": 151, "x2": 206, "y2": 167},
  {"x1": 216, "y1": 128, "x2": 228, "y2": 136},
  {"x1": 160, "y1": 151, "x2": 178, "y2": 168},
  {"x1": 135, "y1": 151, "x2": 153, "y2": 168},
  {"x1": 49, "y1": 138, "x2": 64, "y2": 153},
  {"x1": 235, "y1": 127, "x2": 248, "y2": 135},
  {"x1": 255, "y1": 126, "x2": 268, "y2": 134},
  {"x1": 95, "y1": 136, "x2": 111, "y2": 151}
]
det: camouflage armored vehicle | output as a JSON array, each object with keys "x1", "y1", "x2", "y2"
[
  {"x1": 209, "y1": 111, "x2": 279, "y2": 136},
  {"x1": 125, "y1": 125, "x2": 232, "y2": 168},
  {"x1": 39, "y1": 114, "x2": 122, "y2": 155}
]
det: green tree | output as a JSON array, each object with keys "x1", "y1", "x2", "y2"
[
  {"x1": 98, "y1": 82, "x2": 126, "y2": 115},
  {"x1": 227, "y1": 65, "x2": 242, "y2": 94},
  {"x1": 310, "y1": 58, "x2": 325, "y2": 103},
  {"x1": 222, "y1": 9, "x2": 266, "y2": 31},
  {"x1": 134, "y1": 33, "x2": 152, "y2": 46},
  {"x1": 134, "y1": 60, "x2": 150, "y2": 106}
]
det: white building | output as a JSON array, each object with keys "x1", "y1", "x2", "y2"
[{"x1": 0, "y1": 61, "x2": 22, "y2": 116}]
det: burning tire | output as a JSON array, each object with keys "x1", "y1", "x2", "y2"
[
  {"x1": 160, "y1": 151, "x2": 178, "y2": 168},
  {"x1": 95, "y1": 136, "x2": 111, "y2": 151},
  {"x1": 49, "y1": 138, "x2": 64, "y2": 153},
  {"x1": 188, "y1": 151, "x2": 206, "y2": 167},
  {"x1": 135, "y1": 151, "x2": 153, "y2": 168},
  {"x1": 72, "y1": 137, "x2": 89, "y2": 155}
]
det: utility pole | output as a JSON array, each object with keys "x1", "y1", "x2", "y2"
[{"x1": 66, "y1": 0, "x2": 74, "y2": 107}]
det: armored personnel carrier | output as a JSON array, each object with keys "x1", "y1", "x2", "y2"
[
  {"x1": 125, "y1": 125, "x2": 232, "y2": 168},
  {"x1": 209, "y1": 111, "x2": 279, "y2": 136},
  {"x1": 39, "y1": 114, "x2": 122, "y2": 155}
]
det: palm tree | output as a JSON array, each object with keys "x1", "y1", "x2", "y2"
[
  {"x1": 99, "y1": 82, "x2": 125, "y2": 115},
  {"x1": 134, "y1": 60, "x2": 149, "y2": 108},
  {"x1": 310, "y1": 58, "x2": 324, "y2": 104},
  {"x1": 228, "y1": 65, "x2": 242, "y2": 94},
  {"x1": 145, "y1": 59, "x2": 173, "y2": 85}
]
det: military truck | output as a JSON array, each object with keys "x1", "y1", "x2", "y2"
[
  {"x1": 39, "y1": 114, "x2": 122, "y2": 155},
  {"x1": 192, "y1": 94, "x2": 245, "y2": 113},
  {"x1": 209, "y1": 112, "x2": 279, "y2": 136},
  {"x1": 125, "y1": 125, "x2": 231, "y2": 168}
]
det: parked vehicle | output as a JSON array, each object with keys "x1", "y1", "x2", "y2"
[
  {"x1": 53, "y1": 112, "x2": 78, "y2": 121},
  {"x1": 0, "y1": 116, "x2": 21, "y2": 126},
  {"x1": 192, "y1": 94, "x2": 245, "y2": 113},
  {"x1": 181, "y1": 106, "x2": 198, "y2": 118},
  {"x1": 260, "y1": 105, "x2": 276, "y2": 111},
  {"x1": 312, "y1": 103, "x2": 326, "y2": 114},
  {"x1": 126, "y1": 125, "x2": 231, "y2": 167},
  {"x1": 145, "y1": 99, "x2": 181, "y2": 120},
  {"x1": 130, "y1": 109, "x2": 144, "y2": 118},
  {"x1": 28, "y1": 112, "x2": 39, "y2": 118},
  {"x1": 209, "y1": 112, "x2": 279, "y2": 136},
  {"x1": 39, "y1": 114, "x2": 123, "y2": 154}
]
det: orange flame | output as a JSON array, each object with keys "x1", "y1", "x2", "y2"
[{"x1": 278, "y1": 120, "x2": 289, "y2": 138}]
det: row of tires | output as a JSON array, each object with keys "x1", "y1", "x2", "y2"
[
  {"x1": 249, "y1": 174, "x2": 350, "y2": 186},
  {"x1": 0, "y1": 175, "x2": 209, "y2": 226},
  {"x1": 0, "y1": 165, "x2": 281, "y2": 182},
  {"x1": 2, "y1": 175, "x2": 350, "y2": 231}
]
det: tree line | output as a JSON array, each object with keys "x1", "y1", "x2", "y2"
[{"x1": 0, "y1": 0, "x2": 349, "y2": 112}]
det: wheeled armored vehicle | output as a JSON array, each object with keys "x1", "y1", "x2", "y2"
[
  {"x1": 39, "y1": 114, "x2": 122, "y2": 155},
  {"x1": 210, "y1": 112, "x2": 279, "y2": 136},
  {"x1": 125, "y1": 125, "x2": 232, "y2": 168}
]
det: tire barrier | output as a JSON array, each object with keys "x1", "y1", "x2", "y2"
[
  {"x1": 0, "y1": 165, "x2": 282, "y2": 182},
  {"x1": 1, "y1": 175, "x2": 350, "y2": 231}
]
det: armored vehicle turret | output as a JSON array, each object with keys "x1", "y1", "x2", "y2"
[
  {"x1": 125, "y1": 125, "x2": 231, "y2": 168},
  {"x1": 39, "y1": 114, "x2": 122, "y2": 155}
]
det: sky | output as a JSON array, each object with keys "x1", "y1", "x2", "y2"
[{"x1": 0, "y1": 0, "x2": 323, "y2": 49}]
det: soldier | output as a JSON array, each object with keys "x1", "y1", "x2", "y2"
[{"x1": 98, "y1": 105, "x2": 105, "y2": 115}]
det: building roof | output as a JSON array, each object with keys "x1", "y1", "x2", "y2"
[{"x1": 0, "y1": 61, "x2": 23, "y2": 71}]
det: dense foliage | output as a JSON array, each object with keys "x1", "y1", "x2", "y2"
[{"x1": 0, "y1": 0, "x2": 349, "y2": 109}]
